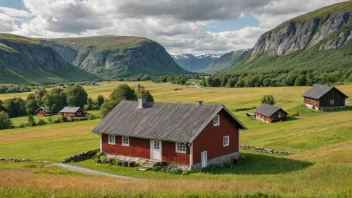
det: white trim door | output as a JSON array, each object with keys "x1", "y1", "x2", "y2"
[
  {"x1": 151, "y1": 140, "x2": 162, "y2": 161},
  {"x1": 201, "y1": 151, "x2": 207, "y2": 168}
]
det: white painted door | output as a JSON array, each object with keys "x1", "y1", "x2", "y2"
[
  {"x1": 201, "y1": 151, "x2": 207, "y2": 168},
  {"x1": 151, "y1": 140, "x2": 162, "y2": 160}
]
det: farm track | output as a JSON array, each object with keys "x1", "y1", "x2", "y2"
[{"x1": 53, "y1": 163, "x2": 151, "y2": 181}]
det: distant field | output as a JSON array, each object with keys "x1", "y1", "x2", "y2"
[{"x1": 0, "y1": 81, "x2": 352, "y2": 197}]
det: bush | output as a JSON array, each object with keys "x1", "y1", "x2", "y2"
[
  {"x1": 54, "y1": 118, "x2": 61, "y2": 123},
  {"x1": 0, "y1": 111, "x2": 13, "y2": 130},
  {"x1": 27, "y1": 115, "x2": 36, "y2": 127},
  {"x1": 95, "y1": 159, "x2": 102, "y2": 163},
  {"x1": 152, "y1": 166, "x2": 162, "y2": 172},
  {"x1": 117, "y1": 160, "x2": 123, "y2": 166},
  {"x1": 37, "y1": 119, "x2": 46, "y2": 126},
  {"x1": 19, "y1": 124, "x2": 26, "y2": 128},
  {"x1": 109, "y1": 158, "x2": 117, "y2": 165},
  {"x1": 122, "y1": 161, "x2": 128, "y2": 167},
  {"x1": 100, "y1": 156, "x2": 108, "y2": 164},
  {"x1": 89, "y1": 114, "x2": 96, "y2": 120},
  {"x1": 61, "y1": 116, "x2": 68, "y2": 122},
  {"x1": 47, "y1": 116, "x2": 53, "y2": 124},
  {"x1": 128, "y1": 161, "x2": 136, "y2": 167}
]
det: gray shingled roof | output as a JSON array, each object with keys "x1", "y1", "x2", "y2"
[
  {"x1": 92, "y1": 100, "x2": 247, "y2": 143},
  {"x1": 303, "y1": 84, "x2": 348, "y2": 99},
  {"x1": 36, "y1": 107, "x2": 51, "y2": 113},
  {"x1": 255, "y1": 104, "x2": 286, "y2": 117},
  {"x1": 59, "y1": 107, "x2": 82, "y2": 113}
]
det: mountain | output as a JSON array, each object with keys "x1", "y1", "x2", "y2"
[
  {"x1": 44, "y1": 36, "x2": 189, "y2": 79},
  {"x1": 204, "y1": 49, "x2": 250, "y2": 73},
  {"x1": 0, "y1": 34, "x2": 97, "y2": 84},
  {"x1": 171, "y1": 53, "x2": 221, "y2": 72},
  {"x1": 228, "y1": 1, "x2": 352, "y2": 73}
]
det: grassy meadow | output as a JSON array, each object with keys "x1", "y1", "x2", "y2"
[{"x1": 0, "y1": 81, "x2": 352, "y2": 197}]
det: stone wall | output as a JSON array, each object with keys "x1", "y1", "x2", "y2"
[
  {"x1": 240, "y1": 145, "x2": 292, "y2": 155},
  {"x1": 62, "y1": 149, "x2": 99, "y2": 163}
]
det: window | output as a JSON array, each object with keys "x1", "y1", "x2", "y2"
[
  {"x1": 154, "y1": 141, "x2": 160, "y2": 149},
  {"x1": 108, "y1": 135, "x2": 116, "y2": 145},
  {"x1": 223, "y1": 136, "x2": 229, "y2": 147},
  {"x1": 278, "y1": 112, "x2": 282, "y2": 119},
  {"x1": 330, "y1": 99, "x2": 335, "y2": 105},
  {"x1": 176, "y1": 142, "x2": 186, "y2": 153},
  {"x1": 213, "y1": 115, "x2": 220, "y2": 126},
  {"x1": 122, "y1": 136, "x2": 129, "y2": 146}
]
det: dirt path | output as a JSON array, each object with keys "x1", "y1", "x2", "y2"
[{"x1": 53, "y1": 163, "x2": 150, "y2": 181}]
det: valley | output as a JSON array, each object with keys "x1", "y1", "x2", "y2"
[{"x1": 0, "y1": 81, "x2": 351, "y2": 197}]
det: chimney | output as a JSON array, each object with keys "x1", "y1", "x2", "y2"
[
  {"x1": 138, "y1": 98, "x2": 147, "y2": 108},
  {"x1": 196, "y1": 101, "x2": 203, "y2": 105}
]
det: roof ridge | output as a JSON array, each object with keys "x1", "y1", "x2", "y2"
[{"x1": 122, "y1": 100, "x2": 223, "y2": 107}]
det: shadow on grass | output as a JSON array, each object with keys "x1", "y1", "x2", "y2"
[
  {"x1": 201, "y1": 153, "x2": 313, "y2": 175},
  {"x1": 329, "y1": 105, "x2": 352, "y2": 112}
]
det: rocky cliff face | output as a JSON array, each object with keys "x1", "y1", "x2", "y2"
[
  {"x1": 44, "y1": 36, "x2": 189, "y2": 79},
  {"x1": 0, "y1": 38, "x2": 70, "y2": 70},
  {"x1": 0, "y1": 34, "x2": 97, "y2": 83},
  {"x1": 252, "y1": 12, "x2": 352, "y2": 57}
]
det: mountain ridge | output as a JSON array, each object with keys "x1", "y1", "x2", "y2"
[
  {"x1": 227, "y1": 1, "x2": 352, "y2": 73},
  {"x1": 44, "y1": 36, "x2": 190, "y2": 79}
]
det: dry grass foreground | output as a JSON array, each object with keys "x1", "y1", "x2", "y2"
[{"x1": 1, "y1": 169, "x2": 349, "y2": 198}]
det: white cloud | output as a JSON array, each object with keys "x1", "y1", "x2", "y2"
[
  {"x1": 1, "y1": 0, "x2": 350, "y2": 54},
  {"x1": 0, "y1": 13, "x2": 19, "y2": 32},
  {"x1": 0, "y1": 6, "x2": 31, "y2": 18}
]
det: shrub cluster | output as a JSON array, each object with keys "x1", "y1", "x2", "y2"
[{"x1": 94, "y1": 154, "x2": 139, "y2": 168}]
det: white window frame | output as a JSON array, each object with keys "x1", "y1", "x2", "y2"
[
  {"x1": 122, "y1": 136, "x2": 129, "y2": 146},
  {"x1": 278, "y1": 112, "x2": 282, "y2": 119},
  {"x1": 175, "y1": 142, "x2": 186, "y2": 154},
  {"x1": 213, "y1": 115, "x2": 220, "y2": 126},
  {"x1": 108, "y1": 135, "x2": 116, "y2": 145},
  {"x1": 330, "y1": 99, "x2": 335, "y2": 105},
  {"x1": 223, "y1": 136, "x2": 229, "y2": 147}
]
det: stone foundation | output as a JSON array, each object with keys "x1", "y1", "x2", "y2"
[
  {"x1": 191, "y1": 152, "x2": 239, "y2": 170},
  {"x1": 304, "y1": 104, "x2": 346, "y2": 111},
  {"x1": 105, "y1": 154, "x2": 149, "y2": 165}
]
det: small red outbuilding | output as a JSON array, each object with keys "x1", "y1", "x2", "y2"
[{"x1": 92, "y1": 99, "x2": 247, "y2": 170}]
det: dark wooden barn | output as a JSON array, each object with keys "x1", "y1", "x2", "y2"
[
  {"x1": 59, "y1": 107, "x2": 85, "y2": 118},
  {"x1": 35, "y1": 107, "x2": 52, "y2": 116},
  {"x1": 303, "y1": 85, "x2": 348, "y2": 110},
  {"x1": 92, "y1": 98, "x2": 247, "y2": 170},
  {"x1": 255, "y1": 104, "x2": 288, "y2": 123}
]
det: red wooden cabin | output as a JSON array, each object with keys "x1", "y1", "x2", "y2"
[
  {"x1": 59, "y1": 107, "x2": 85, "y2": 118},
  {"x1": 35, "y1": 107, "x2": 52, "y2": 116},
  {"x1": 92, "y1": 99, "x2": 247, "y2": 170}
]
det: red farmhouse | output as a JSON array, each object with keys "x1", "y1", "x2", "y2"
[
  {"x1": 35, "y1": 107, "x2": 52, "y2": 116},
  {"x1": 59, "y1": 107, "x2": 85, "y2": 118},
  {"x1": 92, "y1": 99, "x2": 247, "y2": 170}
]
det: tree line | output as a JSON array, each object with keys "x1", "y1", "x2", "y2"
[
  {"x1": 0, "y1": 83, "x2": 154, "y2": 130},
  {"x1": 0, "y1": 85, "x2": 31, "y2": 94},
  {"x1": 200, "y1": 70, "x2": 352, "y2": 88}
]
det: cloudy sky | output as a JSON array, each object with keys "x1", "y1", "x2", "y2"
[{"x1": 0, "y1": 0, "x2": 347, "y2": 54}]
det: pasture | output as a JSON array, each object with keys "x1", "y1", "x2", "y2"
[{"x1": 0, "y1": 81, "x2": 352, "y2": 197}]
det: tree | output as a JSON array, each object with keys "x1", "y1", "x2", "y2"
[
  {"x1": 136, "y1": 88, "x2": 154, "y2": 102},
  {"x1": 42, "y1": 88, "x2": 67, "y2": 113},
  {"x1": 27, "y1": 115, "x2": 36, "y2": 127},
  {"x1": 109, "y1": 84, "x2": 137, "y2": 102},
  {"x1": 294, "y1": 75, "x2": 306, "y2": 86},
  {"x1": 3, "y1": 99, "x2": 17, "y2": 118},
  {"x1": 100, "y1": 84, "x2": 141, "y2": 117},
  {"x1": 0, "y1": 111, "x2": 12, "y2": 130},
  {"x1": 261, "y1": 95, "x2": 276, "y2": 105},
  {"x1": 96, "y1": 95, "x2": 105, "y2": 107},
  {"x1": 87, "y1": 97, "x2": 94, "y2": 110},
  {"x1": 26, "y1": 100, "x2": 38, "y2": 115},
  {"x1": 65, "y1": 85, "x2": 88, "y2": 108}
]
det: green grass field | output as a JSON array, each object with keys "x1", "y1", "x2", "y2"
[{"x1": 0, "y1": 81, "x2": 352, "y2": 197}]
